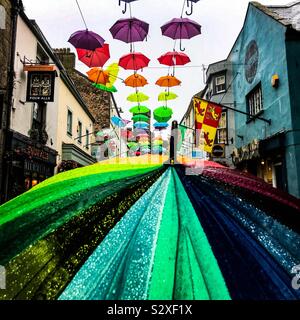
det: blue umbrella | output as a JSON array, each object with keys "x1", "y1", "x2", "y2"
[
  {"x1": 111, "y1": 116, "x2": 129, "y2": 128},
  {"x1": 134, "y1": 121, "x2": 149, "y2": 129},
  {"x1": 154, "y1": 122, "x2": 169, "y2": 129}
]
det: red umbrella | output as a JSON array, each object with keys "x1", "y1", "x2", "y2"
[
  {"x1": 119, "y1": 52, "x2": 150, "y2": 71},
  {"x1": 77, "y1": 44, "x2": 110, "y2": 68},
  {"x1": 158, "y1": 51, "x2": 191, "y2": 66}
]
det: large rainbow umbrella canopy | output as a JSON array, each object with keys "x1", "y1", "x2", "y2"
[{"x1": 0, "y1": 159, "x2": 300, "y2": 300}]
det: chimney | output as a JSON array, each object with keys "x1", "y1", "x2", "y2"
[{"x1": 53, "y1": 48, "x2": 76, "y2": 70}]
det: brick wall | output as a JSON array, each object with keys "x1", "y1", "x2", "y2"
[{"x1": 54, "y1": 48, "x2": 112, "y2": 132}]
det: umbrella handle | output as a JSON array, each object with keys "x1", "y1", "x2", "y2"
[
  {"x1": 122, "y1": 2, "x2": 127, "y2": 14},
  {"x1": 186, "y1": 1, "x2": 194, "y2": 16},
  {"x1": 180, "y1": 40, "x2": 186, "y2": 52}
]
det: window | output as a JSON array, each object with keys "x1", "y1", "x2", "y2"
[
  {"x1": 216, "y1": 111, "x2": 228, "y2": 144},
  {"x1": 0, "y1": 5, "x2": 6, "y2": 30},
  {"x1": 86, "y1": 129, "x2": 89, "y2": 149},
  {"x1": 67, "y1": 109, "x2": 73, "y2": 136},
  {"x1": 247, "y1": 83, "x2": 263, "y2": 117},
  {"x1": 77, "y1": 121, "x2": 82, "y2": 144},
  {"x1": 206, "y1": 81, "x2": 213, "y2": 100},
  {"x1": 214, "y1": 75, "x2": 226, "y2": 94}
]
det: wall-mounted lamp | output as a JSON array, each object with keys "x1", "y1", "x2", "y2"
[{"x1": 271, "y1": 74, "x2": 279, "y2": 88}]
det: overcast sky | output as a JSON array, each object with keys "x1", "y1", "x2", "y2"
[{"x1": 22, "y1": 0, "x2": 293, "y2": 124}]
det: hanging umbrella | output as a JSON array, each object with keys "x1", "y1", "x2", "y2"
[
  {"x1": 158, "y1": 51, "x2": 191, "y2": 66},
  {"x1": 110, "y1": 17, "x2": 149, "y2": 44},
  {"x1": 129, "y1": 105, "x2": 150, "y2": 114},
  {"x1": 76, "y1": 44, "x2": 110, "y2": 68},
  {"x1": 124, "y1": 74, "x2": 148, "y2": 88},
  {"x1": 106, "y1": 63, "x2": 120, "y2": 88},
  {"x1": 127, "y1": 142, "x2": 139, "y2": 151},
  {"x1": 134, "y1": 121, "x2": 149, "y2": 129},
  {"x1": 119, "y1": 0, "x2": 138, "y2": 14},
  {"x1": 186, "y1": 0, "x2": 201, "y2": 16},
  {"x1": 154, "y1": 122, "x2": 169, "y2": 129},
  {"x1": 161, "y1": 18, "x2": 201, "y2": 51},
  {"x1": 136, "y1": 133, "x2": 149, "y2": 138},
  {"x1": 154, "y1": 107, "x2": 173, "y2": 123},
  {"x1": 68, "y1": 29, "x2": 105, "y2": 51},
  {"x1": 111, "y1": 116, "x2": 129, "y2": 128},
  {"x1": 87, "y1": 68, "x2": 109, "y2": 85},
  {"x1": 127, "y1": 93, "x2": 149, "y2": 103},
  {"x1": 132, "y1": 114, "x2": 150, "y2": 122},
  {"x1": 119, "y1": 52, "x2": 150, "y2": 71},
  {"x1": 93, "y1": 83, "x2": 118, "y2": 93},
  {"x1": 156, "y1": 75, "x2": 181, "y2": 88},
  {"x1": 153, "y1": 140, "x2": 163, "y2": 146},
  {"x1": 158, "y1": 91, "x2": 178, "y2": 102}
]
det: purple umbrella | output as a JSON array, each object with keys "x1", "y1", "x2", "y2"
[
  {"x1": 68, "y1": 29, "x2": 105, "y2": 51},
  {"x1": 110, "y1": 17, "x2": 149, "y2": 46},
  {"x1": 119, "y1": 0, "x2": 138, "y2": 14},
  {"x1": 161, "y1": 18, "x2": 201, "y2": 51}
]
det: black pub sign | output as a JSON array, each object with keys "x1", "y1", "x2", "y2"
[{"x1": 26, "y1": 71, "x2": 55, "y2": 102}]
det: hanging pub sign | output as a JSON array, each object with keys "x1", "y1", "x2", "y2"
[{"x1": 25, "y1": 68, "x2": 56, "y2": 102}]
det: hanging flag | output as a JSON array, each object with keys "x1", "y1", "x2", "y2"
[
  {"x1": 177, "y1": 124, "x2": 187, "y2": 150},
  {"x1": 194, "y1": 98, "x2": 223, "y2": 153}
]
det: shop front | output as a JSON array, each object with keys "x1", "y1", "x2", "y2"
[
  {"x1": 232, "y1": 132, "x2": 287, "y2": 192},
  {"x1": 4, "y1": 130, "x2": 57, "y2": 200}
]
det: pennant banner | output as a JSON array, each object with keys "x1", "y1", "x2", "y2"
[{"x1": 194, "y1": 98, "x2": 223, "y2": 153}]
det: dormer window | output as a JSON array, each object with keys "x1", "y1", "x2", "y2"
[{"x1": 214, "y1": 75, "x2": 226, "y2": 94}]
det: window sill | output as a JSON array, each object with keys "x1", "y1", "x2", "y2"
[
  {"x1": 246, "y1": 110, "x2": 264, "y2": 124},
  {"x1": 67, "y1": 132, "x2": 72, "y2": 138}
]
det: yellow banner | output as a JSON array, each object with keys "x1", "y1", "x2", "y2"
[
  {"x1": 202, "y1": 124, "x2": 218, "y2": 153},
  {"x1": 194, "y1": 98, "x2": 208, "y2": 129}
]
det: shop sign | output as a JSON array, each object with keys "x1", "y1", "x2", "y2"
[
  {"x1": 15, "y1": 145, "x2": 50, "y2": 162},
  {"x1": 26, "y1": 71, "x2": 55, "y2": 102}
]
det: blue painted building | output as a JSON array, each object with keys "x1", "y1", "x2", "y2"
[{"x1": 230, "y1": 1, "x2": 300, "y2": 198}]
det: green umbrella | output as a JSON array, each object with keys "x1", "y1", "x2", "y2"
[
  {"x1": 153, "y1": 106, "x2": 173, "y2": 123},
  {"x1": 158, "y1": 91, "x2": 178, "y2": 102},
  {"x1": 127, "y1": 142, "x2": 139, "y2": 151},
  {"x1": 132, "y1": 114, "x2": 150, "y2": 122},
  {"x1": 129, "y1": 105, "x2": 150, "y2": 114},
  {"x1": 93, "y1": 83, "x2": 118, "y2": 93},
  {"x1": 127, "y1": 92, "x2": 149, "y2": 103}
]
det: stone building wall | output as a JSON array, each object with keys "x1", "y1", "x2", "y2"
[{"x1": 54, "y1": 48, "x2": 111, "y2": 132}]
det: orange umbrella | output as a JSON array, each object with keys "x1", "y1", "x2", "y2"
[
  {"x1": 87, "y1": 67, "x2": 109, "y2": 85},
  {"x1": 155, "y1": 75, "x2": 181, "y2": 87},
  {"x1": 124, "y1": 73, "x2": 148, "y2": 88}
]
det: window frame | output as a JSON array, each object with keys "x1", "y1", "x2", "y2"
[
  {"x1": 214, "y1": 74, "x2": 226, "y2": 94},
  {"x1": 67, "y1": 108, "x2": 73, "y2": 137},
  {"x1": 77, "y1": 120, "x2": 83, "y2": 144},
  {"x1": 85, "y1": 129, "x2": 89, "y2": 150},
  {"x1": 246, "y1": 82, "x2": 263, "y2": 121},
  {"x1": 215, "y1": 110, "x2": 228, "y2": 145}
]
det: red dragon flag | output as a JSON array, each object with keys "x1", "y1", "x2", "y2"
[{"x1": 194, "y1": 98, "x2": 223, "y2": 153}]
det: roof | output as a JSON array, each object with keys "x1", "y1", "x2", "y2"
[
  {"x1": 19, "y1": 9, "x2": 95, "y2": 123},
  {"x1": 251, "y1": 1, "x2": 300, "y2": 31}
]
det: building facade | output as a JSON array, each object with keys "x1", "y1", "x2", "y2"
[
  {"x1": 231, "y1": 1, "x2": 300, "y2": 198},
  {"x1": 1, "y1": 3, "x2": 96, "y2": 201},
  {"x1": 201, "y1": 60, "x2": 235, "y2": 167},
  {"x1": 53, "y1": 48, "x2": 125, "y2": 161}
]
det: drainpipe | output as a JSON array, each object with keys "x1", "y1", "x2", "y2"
[{"x1": 0, "y1": 0, "x2": 22, "y2": 203}]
